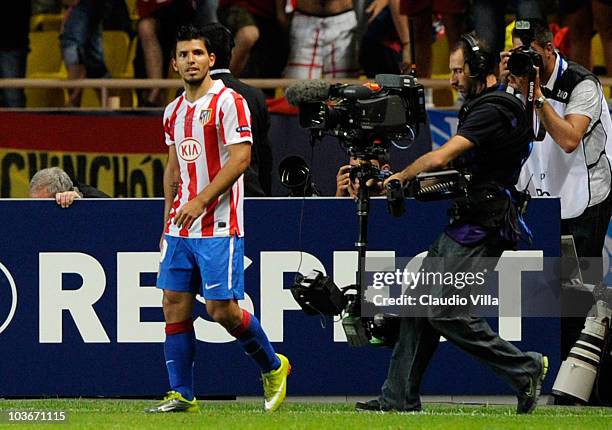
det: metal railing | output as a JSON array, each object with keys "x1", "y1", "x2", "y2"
[
  {"x1": 1, "y1": 77, "x2": 611, "y2": 109},
  {"x1": 0, "y1": 78, "x2": 456, "y2": 109}
]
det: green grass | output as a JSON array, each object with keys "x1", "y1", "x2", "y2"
[{"x1": 0, "y1": 399, "x2": 610, "y2": 429}]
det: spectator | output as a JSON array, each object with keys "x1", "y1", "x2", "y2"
[
  {"x1": 0, "y1": 1, "x2": 31, "y2": 107},
  {"x1": 29, "y1": 167, "x2": 109, "y2": 208},
  {"x1": 472, "y1": 0, "x2": 543, "y2": 58},
  {"x1": 284, "y1": 0, "x2": 359, "y2": 79},
  {"x1": 103, "y1": 0, "x2": 133, "y2": 35},
  {"x1": 195, "y1": 0, "x2": 219, "y2": 27},
  {"x1": 137, "y1": 0, "x2": 195, "y2": 106},
  {"x1": 359, "y1": 0, "x2": 409, "y2": 76},
  {"x1": 202, "y1": 22, "x2": 274, "y2": 196},
  {"x1": 61, "y1": 0, "x2": 109, "y2": 107},
  {"x1": 562, "y1": 0, "x2": 612, "y2": 74},
  {"x1": 398, "y1": 0, "x2": 466, "y2": 78},
  {"x1": 217, "y1": 0, "x2": 289, "y2": 78}
]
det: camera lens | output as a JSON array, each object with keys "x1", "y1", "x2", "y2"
[
  {"x1": 279, "y1": 156, "x2": 310, "y2": 189},
  {"x1": 508, "y1": 51, "x2": 533, "y2": 76}
]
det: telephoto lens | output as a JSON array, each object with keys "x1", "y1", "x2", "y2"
[{"x1": 386, "y1": 179, "x2": 405, "y2": 217}]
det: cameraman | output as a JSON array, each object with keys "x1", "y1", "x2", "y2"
[
  {"x1": 356, "y1": 34, "x2": 548, "y2": 414},
  {"x1": 335, "y1": 154, "x2": 390, "y2": 198},
  {"x1": 502, "y1": 20, "x2": 612, "y2": 368}
]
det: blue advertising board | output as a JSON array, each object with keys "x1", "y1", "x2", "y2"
[{"x1": 0, "y1": 198, "x2": 560, "y2": 397}]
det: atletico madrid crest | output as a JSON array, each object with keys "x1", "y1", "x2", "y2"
[{"x1": 199, "y1": 108, "x2": 212, "y2": 125}]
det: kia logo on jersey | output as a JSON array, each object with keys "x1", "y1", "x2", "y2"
[
  {"x1": 0, "y1": 261, "x2": 17, "y2": 336},
  {"x1": 178, "y1": 138, "x2": 202, "y2": 162}
]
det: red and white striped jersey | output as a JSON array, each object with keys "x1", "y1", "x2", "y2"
[{"x1": 163, "y1": 79, "x2": 253, "y2": 238}]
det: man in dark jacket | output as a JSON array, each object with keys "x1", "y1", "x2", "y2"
[{"x1": 202, "y1": 22, "x2": 274, "y2": 196}]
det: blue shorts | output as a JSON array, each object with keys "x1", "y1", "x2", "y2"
[{"x1": 157, "y1": 235, "x2": 244, "y2": 300}]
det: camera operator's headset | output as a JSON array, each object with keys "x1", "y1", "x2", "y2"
[{"x1": 461, "y1": 34, "x2": 490, "y2": 79}]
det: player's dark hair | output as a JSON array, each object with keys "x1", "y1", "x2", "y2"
[
  {"x1": 172, "y1": 24, "x2": 212, "y2": 57},
  {"x1": 201, "y1": 23, "x2": 235, "y2": 69}
]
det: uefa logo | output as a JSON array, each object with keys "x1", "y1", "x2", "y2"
[{"x1": 0, "y1": 261, "x2": 17, "y2": 335}]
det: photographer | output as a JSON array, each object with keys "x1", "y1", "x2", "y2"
[
  {"x1": 502, "y1": 20, "x2": 612, "y2": 365},
  {"x1": 502, "y1": 20, "x2": 612, "y2": 281},
  {"x1": 335, "y1": 154, "x2": 390, "y2": 198},
  {"x1": 355, "y1": 34, "x2": 548, "y2": 414}
]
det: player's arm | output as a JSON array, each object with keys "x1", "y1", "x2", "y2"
[
  {"x1": 383, "y1": 135, "x2": 474, "y2": 186},
  {"x1": 162, "y1": 145, "x2": 180, "y2": 236},
  {"x1": 174, "y1": 143, "x2": 251, "y2": 229}
]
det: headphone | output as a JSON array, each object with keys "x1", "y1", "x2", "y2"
[{"x1": 460, "y1": 34, "x2": 490, "y2": 79}]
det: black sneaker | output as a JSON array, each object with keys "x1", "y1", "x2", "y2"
[
  {"x1": 517, "y1": 354, "x2": 549, "y2": 414},
  {"x1": 355, "y1": 399, "x2": 421, "y2": 412}
]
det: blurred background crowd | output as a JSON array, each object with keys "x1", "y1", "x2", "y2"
[{"x1": 2, "y1": 0, "x2": 611, "y2": 108}]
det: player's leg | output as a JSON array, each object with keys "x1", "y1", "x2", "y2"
[
  {"x1": 147, "y1": 236, "x2": 199, "y2": 413},
  {"x1": 206, "y1": 299, "x2": 290, "y2": 412},
  {"x1": 162, "y1": 290, "x2": 197, "y2": 402},
  {"x1": 206, "y1": 299, "x2": 281, "y2": 373},
  {"x1": 198, "y1": 235, "x2": 290, "y2": 412}
]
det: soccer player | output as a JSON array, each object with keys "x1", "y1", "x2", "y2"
[{"x1": 146, "y1": 24, "x2": 290, "y2": 414}]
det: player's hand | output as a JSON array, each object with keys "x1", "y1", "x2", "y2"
[
  {"x1": 55, "y1": 191, "x2": 80, "y2": 208},
  {"x1": 174, "y1": 196, "x2": 208, "y2": 229},
  {"x1": 335, "y1": 165, "x2": 352, "y2": 196},
  {"x1": 366, "y1": 0, "x2": 389, "y2": 23}
]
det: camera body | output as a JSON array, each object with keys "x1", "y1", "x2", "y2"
[
  {"x1": 508, "y1": 47, "x2": 543, "y2": 77},
  {"x1": 298, "y1": 74, "x2": 426, "y2": 158},
  {"x1": 507, "y1": 20, "x2": 544, "y2": 77}
]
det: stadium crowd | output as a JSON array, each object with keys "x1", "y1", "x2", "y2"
[{"x1": 2, "y1": 0, "x2": 612, "y2": 108}]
